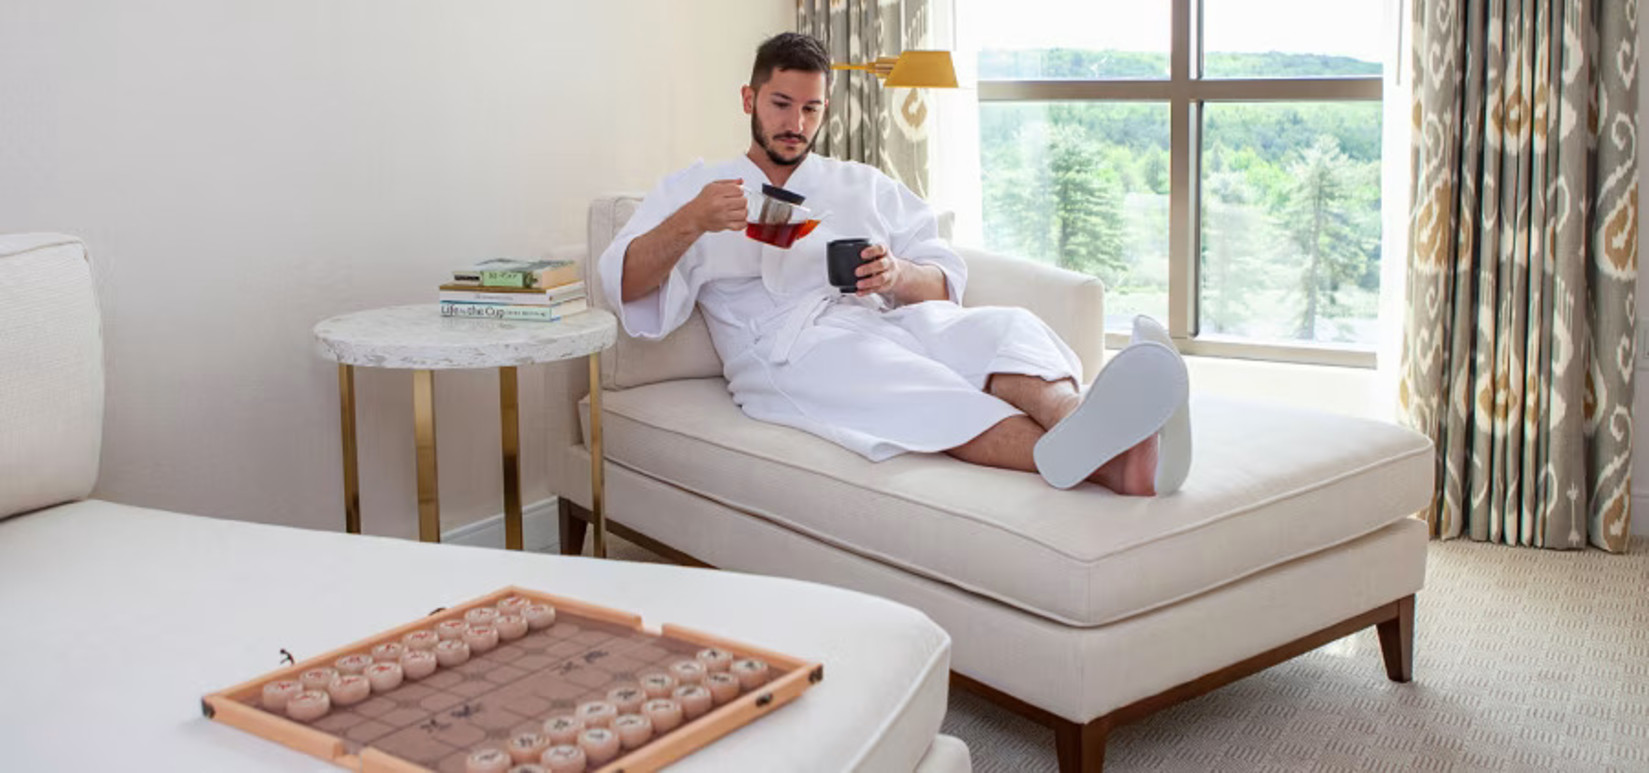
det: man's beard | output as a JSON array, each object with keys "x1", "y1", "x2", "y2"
[{"x1": 751, "y1": 113, "x2": 815, "y2": 167}]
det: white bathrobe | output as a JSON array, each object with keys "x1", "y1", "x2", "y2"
[{"x1": 598, "y1": 153, "x2": 1083, "y2": 461}]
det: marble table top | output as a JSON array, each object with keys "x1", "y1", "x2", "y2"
[{"x1": 313, "y1": 304, "x2": 618, "y2": 370}]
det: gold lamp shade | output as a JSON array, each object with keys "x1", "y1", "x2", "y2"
[{"x1": 831, "y1": 50, "x2": 957, "y2": 88}]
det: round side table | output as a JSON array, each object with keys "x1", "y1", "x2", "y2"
[{"x1": 314, "y1": 304, "x2": 618, "y2": 556}]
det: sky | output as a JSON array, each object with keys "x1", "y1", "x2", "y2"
[{"x1": 960, "y1": 0, "x2": 1393, "y2": 65}]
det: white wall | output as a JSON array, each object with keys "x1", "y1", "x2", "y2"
[{"x1": 0, "y1": 1, "x2": 789, "y2": 539}]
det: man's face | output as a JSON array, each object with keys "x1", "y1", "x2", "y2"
[{"x1": 743, "y1": 68, "x2": 828, "y2": 167}]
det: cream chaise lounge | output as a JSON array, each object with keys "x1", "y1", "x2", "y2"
[
  {"x1": 542, "y1": 197, "x2": 1436, "y2": 771},
  {"x1": 0, "y1": 233, "x2": 972, "y2": 773}
]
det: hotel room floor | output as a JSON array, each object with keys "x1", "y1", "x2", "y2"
[{"x1": 599, "y1": 533, "x2": 1649, "y2": 772}]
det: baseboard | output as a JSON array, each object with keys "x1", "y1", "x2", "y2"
[
  {"x1": 1633, "y1": 495, "x2": 1649, "y2": 537},
  {"x1": 441, "y1": 497, "x2": 560, "y2": 552}
]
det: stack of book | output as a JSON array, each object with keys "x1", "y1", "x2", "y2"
[{"x1": 440, "y1": 258, "x2": 589, "y2": 322}]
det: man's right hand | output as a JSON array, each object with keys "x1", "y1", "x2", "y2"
[{"x1": 688, "y1": 179, "x2": 747, "y2": 234}]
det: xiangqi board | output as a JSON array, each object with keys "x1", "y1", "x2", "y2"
[{"x1": 202, "y1": 586, "x2": 823, "y2": 772}]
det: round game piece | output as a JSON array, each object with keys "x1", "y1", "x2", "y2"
[
  {"x1": 299, "y1": 667, "x2": 340, "y2": 691},
  {"x1": 613, "y1": 713, "x2": 653, "y2": 750},
  {"x1": 578, "y1": 727, "x2": 621, "y2": 766},
  {"x1": 463, "y1": 624, "x2": 500, "y2": 654},
  {"x1": 494, "y1": 614, "x2": 529, "y2": 641},
  {"x1": 522, "y1": 604, "x2": 556, "y2": 630},
  {"x1": 668, "y1": 660, "x2": 707, "y2": 685},
  {"x1": 364, "y1": 661, "x2": 404, "y2": 692},
  {"x1": 371, "y1": 642, "x2": 406, "y2": 662},
  {"x1": 496, "y1": 595, "x2": 529, "y2": 616},
  {"x1": 402, "y1": 629, "x2": 440, "y2": 650},
  {"x1": 731, "y1": 658, "x2": 771, "y2": 690},
  {"x1": 327, "y1": 673, "x2": 371, "y2": 706},
  {"x1": 464, "y1": 747, "x2": 511, "y2": 773},
  {"x1": 607, "y1": 685, "x2": 645, "y2": 714},
  {"x1": 334, "y1": 653, "x2": 374, "y2": 675},
  {"x1": 507, "y1": 732, "x2": 552, "y2": 764},
  {"x1": 286, "y1": 689, "x2": 331, "y2": 722},
  {"x1": 464, "y1": 606, "x2": 500, "y2": 627},
  {"x1": 435, "y1": 638, "x2": 471, "y2": 667},
  {"x1": 642, "y1": 698, "x2": 684, "y2": 733},
  {"x1": 435, "y1": 620, "x2": 469, "y2": 640},
  {"x1": 576, "y1": 700, "x2": 617, "y2": 729},
  {"x1": 539, "y1": 744, "x2": 587, "y2": 773},
  {"x1": 704, "y1": 672, "x2": 740, "y2": 705},
  {"x1": 401, "y1": 649, "x2": 438, "y2": 680},
  {"x1": 506, "y1": 766, "x2": 545, "y2": 773},
  {"x1": 639, "y1": 672, "x2": 676, "y2": 699},
  {"x1": 696, "y1": 647, "x2": 733, "y2": 673},
  {"x1": 261, "y1": 679, "x2": 304, "y2": 713},
  {"x1": 672, "y1": 684, "x2": 713, "y2": 719},
  {"x1": 541, "y1": 714, "x2": 584, "y2": 745}
]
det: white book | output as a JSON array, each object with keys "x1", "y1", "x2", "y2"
[{"x1": 439, "y1": 289, "x2": 587, "y2": 307}]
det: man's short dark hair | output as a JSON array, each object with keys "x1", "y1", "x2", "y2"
[{"x1": 750, "y1": 32, "x2": 830, "y2": 92}]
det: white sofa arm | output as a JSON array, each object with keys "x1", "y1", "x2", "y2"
[{"x1": 955, "y1": 245, "x2": 1106, "y2": 382}]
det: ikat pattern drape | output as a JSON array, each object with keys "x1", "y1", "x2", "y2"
[{"x1": 1403, "y1": 0, "x2": 1637, "y2": 551}]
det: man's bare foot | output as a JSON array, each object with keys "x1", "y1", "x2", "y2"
[{"x1": 1090, "y1": 435, "x2": 1159, "y2": 496}]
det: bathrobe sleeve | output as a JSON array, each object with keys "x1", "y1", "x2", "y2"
[
  {"x1": 874, "y1": 174, "x2": 968, "y2": 304},
  {"x1": 596, "y1": 163, "x2": 711, "y2": 340}
]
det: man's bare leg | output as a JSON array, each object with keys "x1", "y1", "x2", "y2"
[
  {"x1": 947, "y1": 378, "x2": 1159, "y2": 496},
  {"x1": 945, "y1": 415, "x2": 1043, "y2": 472},
  {"x1": 985, "y1": 373, "x2": 1081, "y2": 430}
]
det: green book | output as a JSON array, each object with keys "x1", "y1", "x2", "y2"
[{"x1": 455, "y1": 258, "x2": 581, "y2": 289}]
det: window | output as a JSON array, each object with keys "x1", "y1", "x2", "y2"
[{"x1": 969, "y1": 0, "x2": 1391, "y2": 366}]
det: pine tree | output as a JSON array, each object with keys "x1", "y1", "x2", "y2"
[
  {"x1": 1274, "y1": 137, "x2": 1373, "y2": 340},
  {"x1": 1047, "y1": 124, "x2": 1127, "y2": 279}
]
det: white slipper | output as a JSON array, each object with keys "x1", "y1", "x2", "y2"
[
  {"x1": 1032, "y1": 341, "x2": 1188, "y2": 490},
  {"x1": 1129, "y1": 315, "x2": 1193, "y2": 494}
]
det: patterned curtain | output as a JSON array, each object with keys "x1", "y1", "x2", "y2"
[
  {"x1": 797, "y1": 0, "x2": 935, "y2": 197},
  {"x1": 1403, "y1": 0, "x2": 1637, "y2": 552}
]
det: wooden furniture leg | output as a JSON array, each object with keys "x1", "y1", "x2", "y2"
[
  {"x1": 1376, "y1": 593, "x2": 1415, "y2": 682},
  {"x1": 558, "y1": 498, "x2": 589, "y2": 556}
]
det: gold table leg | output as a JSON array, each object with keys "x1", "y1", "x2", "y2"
[
  {"x1": 413, "y1": 369, "x2": 441, "y2": 543},
  {"x1": 338, "y1": 364, "x2": 361, "y2": 534},
  {"x1": 500, "y1": 366, "x2": 523, "y2": 550},
  {"x1": 589, "y1": 353, "x2": 606, "y2": 558}
]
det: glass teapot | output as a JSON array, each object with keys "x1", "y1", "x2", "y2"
[{"x1": 743, "y1": 183, "x2": 822, "y2": 249}]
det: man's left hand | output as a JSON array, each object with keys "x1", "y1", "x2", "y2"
[{"x1": 854, "y1": 244, "x2": 903, "y2": 297}]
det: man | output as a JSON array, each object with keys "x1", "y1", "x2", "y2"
[{"x1": 598, "y1": 32, "x2": 1190, "y2": 495}]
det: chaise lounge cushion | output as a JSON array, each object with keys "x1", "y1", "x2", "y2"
[{"x1": 584, "y1": 379, "x2": 1433, "y2": 627}]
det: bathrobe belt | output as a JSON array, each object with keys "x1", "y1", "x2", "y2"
[{"x1": 767, "y1": 288, "x2": 842, "y2": 365}]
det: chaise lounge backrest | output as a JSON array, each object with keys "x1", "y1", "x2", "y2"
[{"x1": 0, "y1": 234, "x2": 104, "y2": 520}]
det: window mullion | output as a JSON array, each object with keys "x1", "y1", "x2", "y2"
[{"x1": 1168, "y1": 0, "x2": 1198, "y2": 342}]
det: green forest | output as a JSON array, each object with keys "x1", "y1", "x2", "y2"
[{"x1": 978, "y1": 50, "x2": 1384, "y2": 344}]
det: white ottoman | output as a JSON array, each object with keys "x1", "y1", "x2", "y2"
[{"x1": 0, "y1": 502, "x2": 968, "y2": 772}]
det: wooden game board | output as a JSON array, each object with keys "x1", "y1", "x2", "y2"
[{"x1": 203, "y1": 586, "x2": 824, "y2": 772}]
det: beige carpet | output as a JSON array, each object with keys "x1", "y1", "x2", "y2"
[{"x1": 594, "y1": 535, "x2": 1649, "y2": 772}]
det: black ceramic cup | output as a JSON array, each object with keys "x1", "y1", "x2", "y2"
[{"x1": 827, "y1": 238, "x2": 871, "y2": 293}]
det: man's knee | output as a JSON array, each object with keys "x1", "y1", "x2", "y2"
[{"x1": 967, "y1": 305, "x2": 1045, "y2": 339}]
